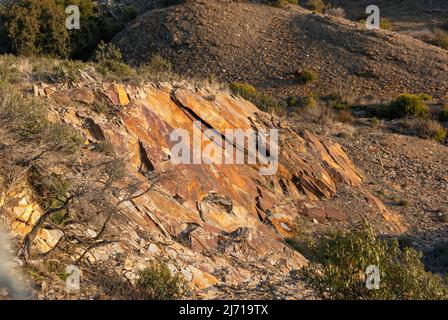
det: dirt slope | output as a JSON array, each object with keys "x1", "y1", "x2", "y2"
[{"x1": 113, "y1": 0, "x2": 448, "y2": 99}]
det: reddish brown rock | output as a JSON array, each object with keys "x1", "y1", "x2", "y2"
[
  {"x1": 70, "y1": 88, "x2": 95, "y2": 104},
  {"x1": 0, "y1": 80, "x2": 406, "y2": 294}
]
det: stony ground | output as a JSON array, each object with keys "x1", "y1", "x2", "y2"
[{"x1": 295, "y1": 116, "x2": 448, "y2": 265}]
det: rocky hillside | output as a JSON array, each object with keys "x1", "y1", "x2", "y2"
[
  {"x1": 0, "y1": 1, "x2": 447, "y2": 301},
  {"x1": 0, "y1": 54, "x2": 409, "y2": 298},
  {"x1": 112, "y1": 0, "x2": 448, "y2": 99}
]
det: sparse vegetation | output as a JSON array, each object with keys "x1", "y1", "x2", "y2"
[
  {"x1": 285, "y1": 215, "x2": 315, "y2": 258},
  {"x1": 387, "y1": 94, "x2": 429, "y2": 119},
  {"x1": 229, "y1": 82, "x2": 285, "y2": 115},
  {"x1": 1, "y1": 0, "x2": 70, "y2": 57},
  {"x1": 301, "y1": 223, "x2": 448, "y2": 300},
  {"x1": 431, "y1": 29, "x2": 448, "y2": 50},
  {"x1": 380, "y1": 18, "x2": 393, "y2": 31},
  {"x1": 305, "y1": 0, "x2": 326, "y2": 13},
  {"x1": 394, "y1": 118, "x2": 446, "y2": 143},
  {"x1": 0, "y1": 82, "x2": 81, "y2": 149},
  {"x1": 297, "y1": 69, "x2": 317, "y2": 84},
  {"x1": 328, "y1": 91, "x2": 352, "y2": 111},
  {"x1": 0, "y1": 0, "x2": 136, "y2": 60},
  {"x1": 137, "y1": 261, "x2": 186, "y2": 300},
  {"x1": 94, "y1": 41, "x2": 135, "y2": 80}
]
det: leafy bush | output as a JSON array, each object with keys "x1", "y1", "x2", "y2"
[
  {"x1": 302, "y1": 93, "x2": 318, "y2": 109},
  {"x1": 419, "y1": 93, "x2": 432, "y2": 101},
  {"x1": 0, "y1": 55, "x2": 23, "y2": 83},
  {"x1": 0, "y1": 0, "x2": 136, "y2": 60},
  {"x1": 380, "y1": 18, "x2": 393, "y2": 31},
  {"x1": 301, "y1": 223, "x2": 448, "y2": 300},
  {"x1": 64, "y1": 0, "x2": 136, "y2": 60},
  {"x1": 305, "y1": 0, "x2": 326, "y2": 13},
  {"x1": 387, "y1": 94, "x2": 429, "y2": 119},
  {"x1": 268, "y1": 0, "x2": 298, "y2": 6},
  {"x1": 137, "y1": 261, "x2": 186, "y2": 300},
  {"x1": 431, "y1": 29, "x2": 448, "y2": 50},
  {"x1": 2, "y1": 0, "x2": 70, "y2": 57},
  {"x1": 229, "y1": 82, "x2": 285, "y2": 115},
  {"x1": 28, "y1": 168, "x2": 71, "y2": 224},
  {"x1": 287, "y1": 96, "x2": 299, "y2": 108},
  {"x1": 138, "y1": 55, "x2": 173, "y2": 80},
  {"x1": 94, "y1": 41, "x2": 135, "y2": 80},
  {"x1": 328, "y1": 91, "x2": 352, "y2": 110}
]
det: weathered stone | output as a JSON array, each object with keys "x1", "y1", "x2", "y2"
[{"x1": 70, "y1": 88, "x2": 95, "y2": 104}]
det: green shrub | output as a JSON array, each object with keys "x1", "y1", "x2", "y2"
[
  {"x1": 419, "y1": 93, "x2": 432, "y2": 101},
  {"x1": 302, "y1": 93, "x2": 318, "y2": 109},
  {"x1": 287, "y1": 96, "x2": 299, "y2": 108},
  {"x1": 328, "y1": 91, "x2": 352, "y2": 110},
  {"x1": 305, "y1": 0, "x2": 326, "y2": 13},
  {"x1": 137, "y1": 261, "x2": 186, "y2": 300},
  {"x1": 301, "y1": 223, "x2": 448, "y2": 300},
  {"x1": 229, "y1": 82, "x2": 257, "y2": 97},
  {"x1": 94, "y1": 41, "x2": 135, "y2": 80},
  {"x1": 431, "y1": 29, "x2": 448, "y2": 50},
  {"x1": 297, "y1": 69, "x2": 317, "y2": 83},
  {"x1": 387, "y1": 94, "x2": 429, "y2": 119},
  {"x1": 0, "y1": 0, "x2": 136, "y2": 60},
  {"x1": 380, "y1": 18, "x2": 393, "y2": 31},
  {"x1": 229, "y1": 82, "x2": 284, "y2": 114},
  {"x1": 138, "y1": 55, "x2": 173, "y2": 80},
  {"x1": 28, "y1": 167, "x2": 71, "y2": 224},
  {"x1": 0, "y1": 83, "x2": 82, "y2": 148},
  {"x1": 0, "y1": 55, "x2": 23, "y2": 83},
  {"x1": 2, "y1": 0, "x2": 70, "y2": 57}
]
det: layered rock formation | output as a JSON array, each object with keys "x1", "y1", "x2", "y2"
[{"x1": 0, "y1": 81, "x2": 404, "y2": 298}]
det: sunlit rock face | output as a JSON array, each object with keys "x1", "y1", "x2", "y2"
[{"x1": 2, "y1": 81, "x2": 403, "y2": 296}]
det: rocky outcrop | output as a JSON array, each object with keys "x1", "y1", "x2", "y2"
[{"x1": 1, "y1": 81, "x2": 404, "y2": 298}]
